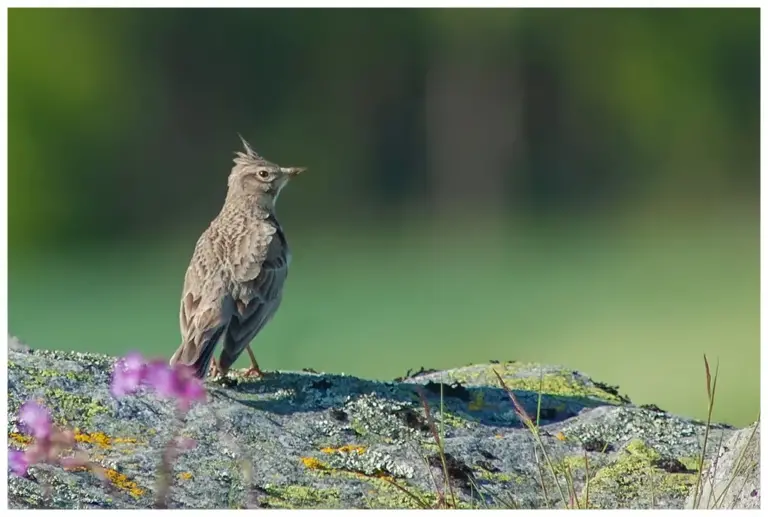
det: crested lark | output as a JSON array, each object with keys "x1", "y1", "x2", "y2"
[{"x1": 169, "y1": 136, "x2": 305, "y2": 379}]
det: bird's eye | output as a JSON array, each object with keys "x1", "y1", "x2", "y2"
[{"x1": 257, "y1": 170, "x2": 270, "y2": 180}]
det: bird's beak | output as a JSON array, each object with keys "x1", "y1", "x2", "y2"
[{"x1": 282, "y1": 167, "x2": 306, "y2": 177}]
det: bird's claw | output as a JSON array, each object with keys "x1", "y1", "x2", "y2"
[
  {"x1": 242, "y1": 366, "x2": 264, "y2": 378},
  {"x1": 208, "y1": 358, "x2": 224, "y2": 379}
]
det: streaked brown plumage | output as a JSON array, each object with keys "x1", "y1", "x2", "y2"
[{"x1": 169, "y1": 136, "x2": 305, "y2": 379}]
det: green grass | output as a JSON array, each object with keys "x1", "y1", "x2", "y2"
[{"x1": 8, "y1": 213, "x2": 758, "y2": 427}]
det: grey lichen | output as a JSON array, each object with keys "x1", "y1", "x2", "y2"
[
  {"x1": 561, "y1": 405, "x2": 730, "y2": 459},
  {"x1": 344, "y1": 393, "x2": 424, "y2": 444},
  {"x1": 320, "y1": 445, "x2": 415, "y2": 479}
]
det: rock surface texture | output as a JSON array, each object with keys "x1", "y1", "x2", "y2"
[
  {"x1": 6, "y1": 338, "x2": 760, "y2": 509},
  {"x1": 685, "y1": 422, "x2": 760, "y2": 509}
]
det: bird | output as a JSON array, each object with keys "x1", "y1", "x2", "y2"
[{"x1": 169, "y1": 135, "x2": 305, "y2": 379}]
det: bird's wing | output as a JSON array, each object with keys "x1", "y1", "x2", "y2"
[
  {"x1": 170, "y1": 231, "x2": 233, "y2": 378},
  {"x1": 219, "y1": 232, "x2": 289, "y2": 370},
  {"x1": 230, "y1": 222, "x2": 278, "y2": 284}
]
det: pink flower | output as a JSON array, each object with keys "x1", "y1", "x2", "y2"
[
  {"x1": 144, "y1": 360, "x2": 177, "y2": 397},
  {"x1": 18, "y1": 401, "x2": 52, "y2": 439},
  {"x1": 8, "y1": 449, "x2": 29, "y2": 477},
  {"x1": 110, "y1": 351, "x2": 146, "y2": 397},
  {"x1": 144, "y1": 361, "x2": 206, "y2": 412},
  {"x1": 172, "y1": 364, "x2": 207, "y2": 411},
  {"x1": 110, "y1": 352, "x2": 207, "y2": 412}
]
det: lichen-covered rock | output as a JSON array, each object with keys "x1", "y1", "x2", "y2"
[
  {"x1": 6, "y1": 337, "x2": 755, "y2": 509},
  {"x1": 685, "y1": 421, "x2": 760, "y2": 509}
]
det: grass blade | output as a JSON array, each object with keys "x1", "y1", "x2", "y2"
[
  {"x1": 493, "y1": 369, "x2": 568, "y2": 507},
  {"x1": 704, "y1": 354, "x2": 712, "y2": 404},
  {"x1": 583, "y1": 448, "x2": 590, "y2": 509},
  {"x1": 536, "y1": 368, "x2": 544, "y2": 428},
  {"x1": 417, "y1": 386, "x2": 457, "y2": 508},
  {"x1": 693, "y1": 354, "x2": 719, "y2": 509}
]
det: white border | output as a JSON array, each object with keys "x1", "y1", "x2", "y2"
[{"x1": 0, "y1": 2, "x2": 764, "y2": 515}]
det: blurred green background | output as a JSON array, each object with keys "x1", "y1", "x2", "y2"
[{"x1": 8, "y1": 8, "x2": 759, "y2": 427}]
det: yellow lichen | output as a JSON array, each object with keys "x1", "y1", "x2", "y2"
[
  {"x1": 178, "y1": 472, "x2": 193, "y2": 481},
  {"x1": 74, "y1": 431, "x2": 138, "y2": 448},
  {"x1": 9, "y1": 432, "x2": 32, "y2": 445},
  {"x1": 10, "y1": 430, "x2": 139, "y2": 450},
  {"x1": 301, "y1": 457, "x2": 328, "y2": 470},
  {"x1": 65, "y1": 464, "x2": 145, "y2": 498},
  {"x1": 320, "y1": 445, "x2": 367, "y2": 455},
  {"x1": 103, "y1": 468, "x2": 145, "y2": 498}
]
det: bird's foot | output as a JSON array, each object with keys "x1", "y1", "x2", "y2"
[
  {"x1": 241, "y1": 365, "x2": 264, "y2": 378},
  {"x1": 209, "y1": 364, "x2": 237, "y2": 387},
  {"x1": 208, "y1": 358, "x2": 236, "y2": 387},
  {"x1": 208, "y1": 358, "x2": 221, "y2": 378}
]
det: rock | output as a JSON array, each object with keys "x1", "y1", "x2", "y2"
[
  {"x1": 8, "y1": 335, "x2": 30, "y2": 353},
  {"x1": 6, "y1": 336, "x2": 752, "y2": 509},
  {"x1": 685, "y1": 421, "x2": 760, "y2": 509}
]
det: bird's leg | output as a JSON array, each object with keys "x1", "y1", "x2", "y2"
[
  {"x1": 208, "y1": 357, "x2": 221, "y2": 377},
  {"x1": 242, "y1": 345, "x2": 264, "y2": 377}
]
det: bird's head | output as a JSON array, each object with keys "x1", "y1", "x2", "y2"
[{"x1": 227, "y1": 134, "x2": 306, "y2": 208}]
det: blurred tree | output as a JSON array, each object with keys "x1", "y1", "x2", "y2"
[
  {"x1": 425, "y1": 9, "x2": 524, "y2": 219},
  {"x1": 7, "y1": 8, "x2": 759, "y2": 253}
]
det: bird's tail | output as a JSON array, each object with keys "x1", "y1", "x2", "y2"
[{"x1": 170, "y1": 325, "x2": 226, "y2": 379}]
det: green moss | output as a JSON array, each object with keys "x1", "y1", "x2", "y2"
[
  {"x1": 442, "y1": 363, "x2": 624, "y2": 405},
  {"x1": 435, "y1": 410, "x2": 472, "y2": 430},
  {"x1": 475, "y1": 468, "x2": 518, "y2": 484},
  {"x1": 363, "y1": 474, "x2": 479, "y2": 509},
  {"x1": 360, "y1": 475, "x2": 447, "y2": 509},
  {"x1": 626, "y1": 439, "x2": 655, "y2": 457},
  {"x1": 10, "y1": 360, "x2": 109, "y2": 427},
  {"x1": 496, "y1": 372, "x2": 623, "y2": 404},
  {"x1": 679, "y1": 456, "x2": 702, "y2": 471},
  {"x1": 263, "y1": 484, "x2": 341, "y2": 509},
  {"x1": 37, "y1": 368, "x2": 92, "y2": 383},
  {"x1": 45, "y1": 388, "x2": 108, "y2": 426},
  {"x1": 350, "y1": 419, "x2": 369, "y2": 437},
  {"x1": 553, "y1": 454, "x2": 590, "y2": 475},
  {"x1": 586, "y1": 439, "x2": 697, "y2": 508},
  {"x1": 295, "y1": 450, "x2": 437, "y2": 509}
]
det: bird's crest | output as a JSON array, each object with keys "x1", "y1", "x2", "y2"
[{"x1": 234, "y1": 133, "x2": 267, "y2": 167}]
